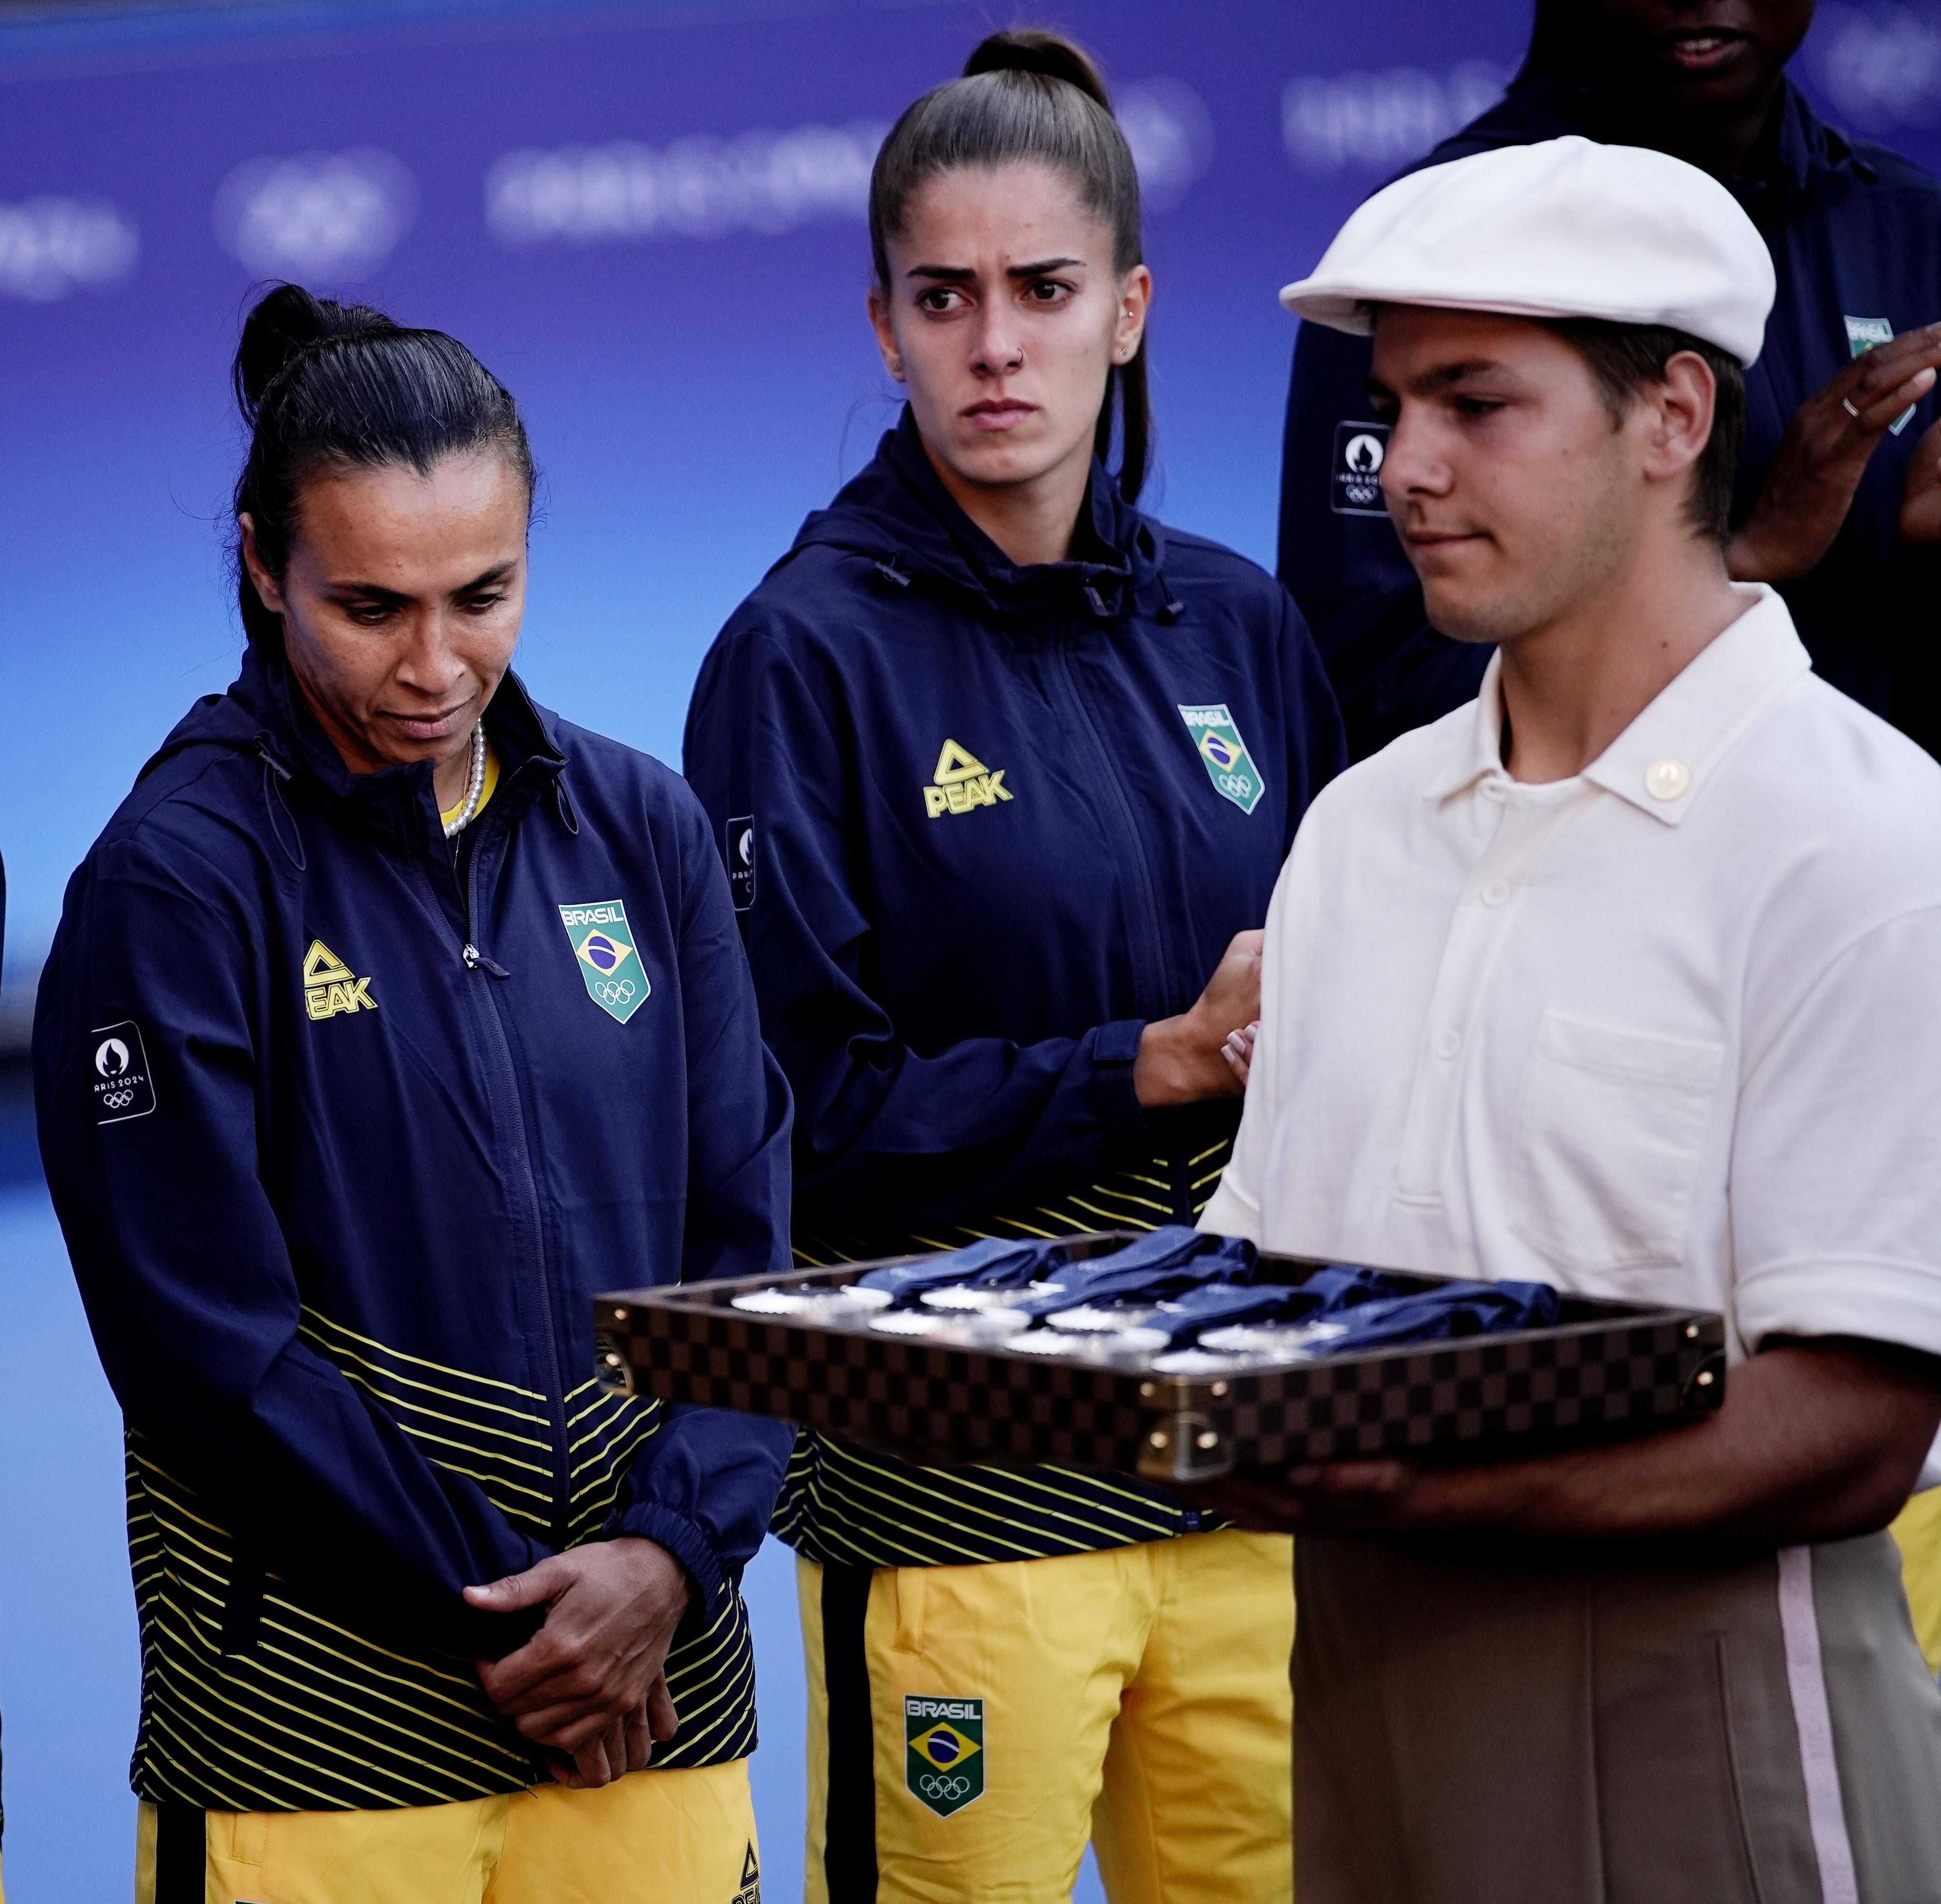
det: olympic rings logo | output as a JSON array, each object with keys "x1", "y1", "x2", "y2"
[
  {"x1": 101, "y1": 1089, "x2": 135, "y2": 1110},
  {"x1": 918, "y1": 1773, "x2": 972, "y2": 1800},
  {"x1": 593, "y1": 978, "x2": 636, "y2": 1007},
  {"x1": 1216, "y1": 770, "x2": 1256, "y2": 800}
]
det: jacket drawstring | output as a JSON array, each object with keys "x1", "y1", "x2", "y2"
[
  {"x1": 554, "y1": 779, "x2": 580, "y2": 836},
  {"x1": 874, "y1": 559, "x2": 912, "y2": 590},
  {"x1": 461, "y1": 943, "x2": 513, "y2": 979},
  {"x1": 1158, "y1": 573, "x2": 1186, "y2": 624},
  {"x1": 255, "y1": 741, "x2": 307, "y2": 871}
]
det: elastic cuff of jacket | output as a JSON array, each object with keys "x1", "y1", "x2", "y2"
[
  {"x1": 611, "y1": 1502, "x2": 728, "y2": 1613},
  {"x1": 1093, "y1": 1018, "x2": 1150, "y2": 1153}
]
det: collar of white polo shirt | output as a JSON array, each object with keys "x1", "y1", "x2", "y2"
[{"x1": 1420, "y1": 584, "x2": 1813, "y2": 822}]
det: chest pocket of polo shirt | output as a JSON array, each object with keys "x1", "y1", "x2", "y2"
[{"x1": 1510, "y1": 1010, "x2": 1725, "y2": 1274}]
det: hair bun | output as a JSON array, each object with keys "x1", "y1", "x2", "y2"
[
  {"x1": 962, "y1": 29, "x2": 1113, "y2": 114},
  {"x1": 233, "y1": 282, "x2": 399, "y2": 421}
]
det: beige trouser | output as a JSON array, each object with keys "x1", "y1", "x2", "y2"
[{"x1": 1295, "y1": 1529, "x2": 1941, "y2": 1903}]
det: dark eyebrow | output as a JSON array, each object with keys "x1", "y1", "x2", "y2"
[
  {"x1": 1364, "y1": 358, "x2": 1510, "y2": 409},
  {"x1": 326, "y1": 578, "x2": 411, "y2": 605},
  {"x1": 326, "y1": 560, "x2": 517, "y2": 604},
  {"x1": 905, "y1": 256, "x2": 1087, "y2": 283},
  {"x1": 1405, "y1": 358, "x2": 1508, "y2": 397},
  {"x1": 455, "y1": 561, "x2": 518, "y2": 594}
]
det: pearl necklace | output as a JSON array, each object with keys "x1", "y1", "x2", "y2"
[{"x1": 442, "y1": 723, "x2": 488, "y2": 839}]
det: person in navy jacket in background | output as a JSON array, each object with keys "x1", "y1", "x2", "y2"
[
  {"x1": 34, "y1": 287, "x2": 793, "y2": 1904},
  {"x1": 686, "y1": 30, "x2": 1343, "y2": 1904},
  {"x1": 1279, "y1": 0, "x2": 1941, "y2": 762}
]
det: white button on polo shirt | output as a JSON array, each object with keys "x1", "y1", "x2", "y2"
[
  {"x1": 1645, "y1": 757, "x2": 1691, "y2": 801},
  {"x1": 1203, "y1": 586, "x2": 1941, "y2": 1366}
]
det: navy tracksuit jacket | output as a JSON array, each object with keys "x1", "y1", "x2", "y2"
[
  {"x1": 685, "y1": 408, "x2": 1346, "y2": 1252},
  {"x1": 33, "y1": 637, "x2": 794, "y2": 1810},
  {"x1": 1280, "y1": 77, "x2": 1941, "y2": 761}
]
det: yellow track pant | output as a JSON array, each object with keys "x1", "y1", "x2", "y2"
[
  {"x1": 798, "y1": 1530, "x2": 1295, "y2": 1904},
  {"x1": 1893, "y1": 1487, "x2": 1941, "y2": 1677},
  {"x1": 133, "y1": 1759, "x2": 759, "y2": 1904}
]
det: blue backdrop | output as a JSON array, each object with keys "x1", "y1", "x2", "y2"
[{"x1": 5, "y1": 0, "x2": 1941, "y2": 1897}]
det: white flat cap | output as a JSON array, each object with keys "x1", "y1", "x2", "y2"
[{"x1": 1279, "y1": 135, "x2": 1775, "y2": 367}]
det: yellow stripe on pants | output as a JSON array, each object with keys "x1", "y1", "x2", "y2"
[
  {"x1": 798, "y1": 1529, "x2": 1295, "y2": 1904},
  {"x1": 134, "y1": 1759, "x2": 760, "y2": 1904}
]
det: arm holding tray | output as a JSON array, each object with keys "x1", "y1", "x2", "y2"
[{"x1": 1193, "y1": 1333, "x2": 1941, "y2": 1555}]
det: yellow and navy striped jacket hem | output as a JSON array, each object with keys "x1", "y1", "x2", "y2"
[
  {"x1": 779, "y1": 1138, "x2": 1234, "y2": 1568},
  {"x1": 125, "y1": 1310, "x2": 757, "y2": 1812}
]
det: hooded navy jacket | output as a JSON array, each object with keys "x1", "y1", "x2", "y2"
[
  {"x1": 687, "y1": 410, "x2": 1344, "y2": 1251},
  {"x1": 684, "y1": 411, "x2": 1344, "y2": 1567},
  {"x1": 33, "y1": 637, "x2": 794, "y2": 1812},
  {"x1": 1280, "y1": 77, "x2": 1941, "y2": 760}
]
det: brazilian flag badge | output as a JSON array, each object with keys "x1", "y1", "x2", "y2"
[
  {"x1": 905, "y1": 1695, "x2": 984, "y2": 1818},
  {"x1": 556, "y1": 900, "x2": 652, "y2": 1024},
  {"x1": 1177, "y1": 703, "x2": 1266, "y2": 815}
]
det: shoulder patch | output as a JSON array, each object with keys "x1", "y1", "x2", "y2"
[
  {"x1": 92, "y1": 1020, "x2": 157, "y2": 1125},
  {"x1": 1331, "y1": 421, "x2": 1390, "y2": 515},
  {"x1": 726, "y1": 817, "x2": 756, "y2": 912}
]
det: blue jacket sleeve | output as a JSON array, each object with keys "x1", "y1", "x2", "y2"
[
  {"x1": 33, "y1": 838, "x2": 546, "y2": 1660},
  {"x1": 684, "y1": 627, "x2": 1149, "y2": 1240},
  {"x1": 605, "y1": 784, "x2": 795, "y2": 1599},
  {"x1": 1277, "y1": 321, "x2": 1490, "y2": 758}
]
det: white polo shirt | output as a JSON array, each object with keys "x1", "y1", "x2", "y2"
[{"x1": 1203, "y1": 586, "x2": 1941, "y2": 1363}]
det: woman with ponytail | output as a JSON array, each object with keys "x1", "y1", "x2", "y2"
[
  {"x1": 34, "y1": 284, "x2": 793, "y2": 1903},
  {"x1": 686, "y1": 31, "x2": 1343, "y2": 1904}
]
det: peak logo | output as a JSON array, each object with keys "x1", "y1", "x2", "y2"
[
  {"x1": 923, "y1": 739, "x2": 1014, "y2": 820},
  {"x1": 731, "y1": 1840, "x2": 761, "y2": 1904},
  {"x1": 303, "y1": 940, "x2": 378, "y2": 1021}
]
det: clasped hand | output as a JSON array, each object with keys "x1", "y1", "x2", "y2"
[{"x1": 464, "y1": 1536, "x2": 692, "y2": 1789}]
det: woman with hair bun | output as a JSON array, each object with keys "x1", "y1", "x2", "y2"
[
  {"x1": 686, "y1": 30, "x2": 1342, "y2": 1903},
  {"x1": 34, "y1": 284, "x2": 794, "y2": 1902}
]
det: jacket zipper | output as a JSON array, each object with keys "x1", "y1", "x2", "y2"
[
  {"x1": 456, "y1": 830, "x2": 573, "y2": 1546},
  {"x1": 1048, "y1": 631, "x2": 1173, "y2": 1020}
]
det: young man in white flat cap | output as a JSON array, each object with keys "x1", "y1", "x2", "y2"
[{"x1": 1200, "y1": 135, "x2": 1941, "y2": 1901}]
